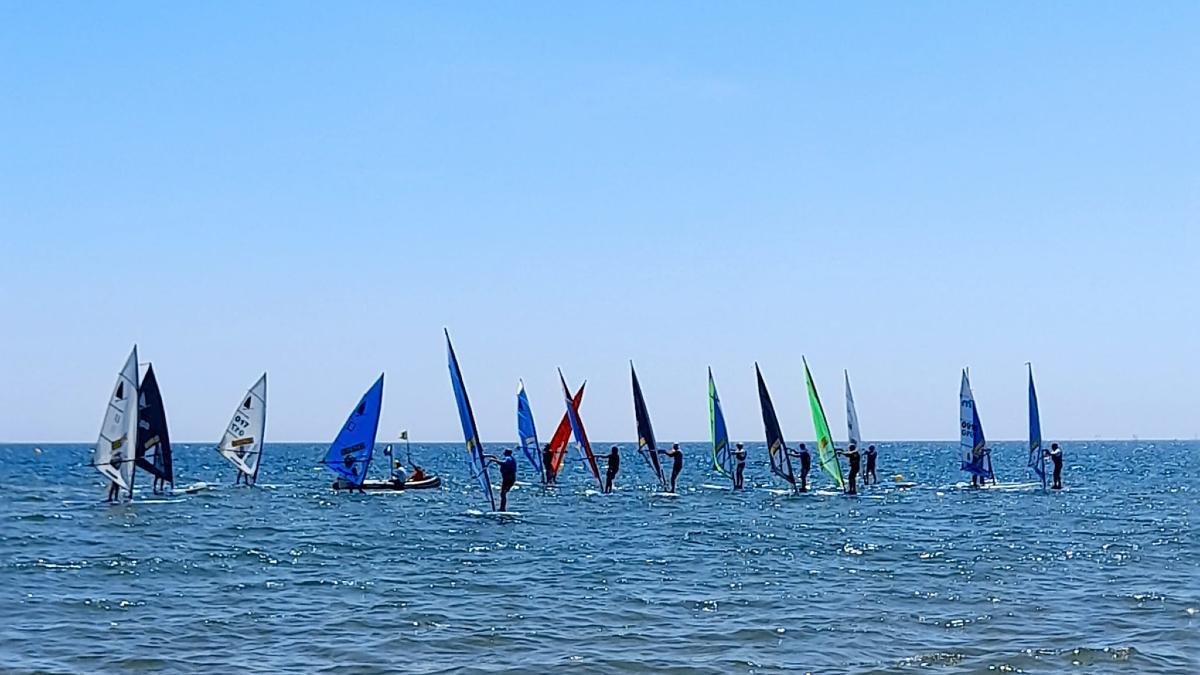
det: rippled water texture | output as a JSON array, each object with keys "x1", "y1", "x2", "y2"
[{"x1": 0, "y1": 441, "x2": 1195, "y2": 673}]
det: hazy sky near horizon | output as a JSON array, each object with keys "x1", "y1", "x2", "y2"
[{"x1": 2, "y1": 2, "x2": 1197, "y2": 443}]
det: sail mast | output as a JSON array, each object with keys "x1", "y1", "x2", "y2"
[
  {"x1": 631, "y1": 362, "x2": 667, "y2": 488},
  {"x1": 803, "y1": 357, "x2": 845, "y2": 490},
  {"x1": 217, "y1": 373, "x2": 267, "y2": 484},
  {"x1": 446, "y1": 330, "x2": 495, "y2": 511},
  {"x1": 1028, "y1": 364, "x2": 1046, "y2": 488},
  {"x1": 756, "y1": 363, "x2": 796, "y2": 490},
  {"x1": 94, "y1": 346, "x2": 139, "y2": 498},
  {"x1": 559, "y1": 369, "x2": 603, "y2": 489},
  {"x1": 845, "y1": 370, "x2": 861, "y2": 449},
  {"x1": 709, "y1": 368, "x2": 733, "y2": 478},
  {"x1": 516, "y1": 380, "x2": 544, "y2": 482}
]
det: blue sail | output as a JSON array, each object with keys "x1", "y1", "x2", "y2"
[
  {"x1": 322, "y1": 374, "x2": 384, "y2": 486},
  {"x1": 1028, "y1": 365, "x2": 1047, "y2": 488},
  {"x1": 447, "y1": 330, "x2": 496, "y2": 511},
  {"x1": 516, "y1": 380, "x2": 543, "y2": 480},
  {"x1": 134, "y1": 364, "x2": 174, "y2": 486}
]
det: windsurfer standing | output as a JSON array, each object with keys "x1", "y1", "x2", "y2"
[
  {"x1": 788, "y1": 444, "x2": 812, "y2": 492},
  {"x1": 864, "y1": 445, "x2": 878, "y2": 485},
  {"x1": 658, "y1": 443, "x2": 684, "y2": 493},
  {"x1": 603, "y1": 445, "x2": 620, "y2": 494},
  {"x1": 837, "y1": 444, "x2": 860, "y2": 495},
  {"x1": 485, "y1": 448, "x2": 518, "y2": 511},
  {"x1": 733, "y1": 442, "x2": 747, "y2": 490},
  {"x1": 542, "y1": 443, "x2": 556, "y2": 484},
  {"x1": 1045, "y1": 443, "x2": 1064, "y2": 489}
]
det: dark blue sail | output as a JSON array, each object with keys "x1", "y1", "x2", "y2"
[
  {"x1": 756, "y1": 363, "x2": 796, "y2": 486},
  {"x1": 631, "y1": 363, "x2": 667, "y2": 488},
  {"x1": 1028, "y1": 365, "x2": 1047, "y2": 488},
  {"x1": 134, "y1": 364, "x2": 173, "y2": 486},
  {"x1": 322, "y1": 374, "x2": 384, "y2": 487}
]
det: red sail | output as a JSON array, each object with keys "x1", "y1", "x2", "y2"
[{"x1": 548, "y1": 382, "x2": 585, "y2": 473}]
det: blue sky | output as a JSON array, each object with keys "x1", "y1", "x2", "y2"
[{"x1": 1, "y1": 2, "x2": 1196, "y2": 443}]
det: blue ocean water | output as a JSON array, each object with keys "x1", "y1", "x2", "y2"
[{"x1": 0, "y1": 440, "x2": 1195, "y2": 674}]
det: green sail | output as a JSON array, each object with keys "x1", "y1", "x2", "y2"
[{"x1": 803, "y1": 357, "x2": 845, "y2": 489}]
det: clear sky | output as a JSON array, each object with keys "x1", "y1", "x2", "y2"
[{"x1": 1, "y1": 2, "x2": 1197, "y2": 443}]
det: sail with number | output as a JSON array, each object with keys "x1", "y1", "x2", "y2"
[
  {"x1": 548, "y1": 383, "x2": 585, "y2": 475},
  {"x1": 559, "y1": 369, "x2": 603, "y2": 488},
  {"x1": 134, "y1": 364, "x2": 174, "y2": 490},
  {"x1": 1028, "y1": 364, "x2": 1047, "y2": 488},
  {"x1": 516, "y1": 380, "x2": 543, "y2": 481},
  {"x1": 446, "y1": 330, "x2": 495, "y2": 511},
  {"x1": 709, "y1": 368, "x2": 734, "y2": 477},
  {"x1": 803, "y1": 357, "x2": 845, "y2": 489},
  {"x1": 959, "y1": 369, "x2": 992, "y2": 480},
  {"x1": 93, "y1": 346, "x2": 139, "y2": 493},
  {"x1": 631, "y1": 363, "x2": 667, "y2": 487},
  {"x1": 845, "y1": 370, "x2": 861, "y2": 449},
  {"x1": 756, "y1": 363, "x2": 796, "y2": 487},
  {"x1": 217, "y1": 373, "x2": 267, "y2": 483},
  {"x1": 321, "y1": 374, "x2": 384, "y2": 488}
]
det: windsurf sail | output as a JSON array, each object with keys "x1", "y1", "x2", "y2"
[
  {"x1": 1028, "y1": 364, "x2": 1047, "y2": 488},
  {"x1": 709, "y1": 368, "x2": 734, "y2": 477},
  {"x1": 134, "y1": 364, "x2": 174, "y2": 489},
  {"x1": 93, "y1": 346, "x2": 139, "y2": 493},
  {"x1": 845, "y1": 370, "x2": 861, "y2": 449},
  {"x1": 631, "y1": 362, "x2": 667, "y2": 487},
  {"x1": 755, "y1": 363, "x2": 796, "y2": 487},
  {"x1": 516, "y1": 379, "x2": 543, "y2": 481},
  {"x1": 548, "y1": 383, "x2": 585, "y2": 475},
  {"x1": 803, "y1": 357, "x2": 844, "y2": 490},
  {"x1": 217, "y1": 373, "x2": 267, "y2": 483},
  {"x1": 446, "y1": 330, "x2": 496, "y2": 511},
  {"x1": 321, "y1": 374, "x2": 384, "y2": 488},
  {"x1": 558, "y1": 369, "x2": 603, "y2": 488},
  {"x1": 959, "y1": 369, "x2": 993, "y2": 480}
]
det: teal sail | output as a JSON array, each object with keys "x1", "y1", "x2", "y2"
[
  {"x1": 709, "y1": 368, "x2": 734, "y2": 477},
  {"x1": 516, "y1": 380, "x2": 543, "y2": 481},
  {"x1": 447, "y1": 330, "x2": 496, "y2": 511},
  {"x1": 631, "y1": 362, "x2": 667, "y2": 487},
  {"x1": 322, "y1": 374, "x2": 384, "y2": 487},
  {"x1": 1028, "y1": 364, "x2": 1047, "y2": 488}
]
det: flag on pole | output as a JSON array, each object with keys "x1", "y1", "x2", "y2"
[{"x1": 399, "y1": 430, "x2": 408, "y2": 440}]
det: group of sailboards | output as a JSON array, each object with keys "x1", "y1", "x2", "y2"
[
  {"x1": 92, "y1": 345, "x2": 266, "y2": 502},
  {"x1": 90, "y1": 340, "x2": 1059, "y2": 506}
]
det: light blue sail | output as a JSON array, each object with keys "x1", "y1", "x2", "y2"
[
  {"x1": 447, "y1": 330, "x2": 496, "y2": 511},
  {"x1": 1028, "y1": 364, "x2": 1047, "y2": 488},
  {"x1": 516, "y1": 380, "x2": 543, "y2": 480},
  {"x1": 322, "y1": 374, "x2": 384, "y2": 486}
]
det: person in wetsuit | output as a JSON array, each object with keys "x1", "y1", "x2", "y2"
[
  {"x1": 485, "y1": 448, "x2": 519, "y2": 511},
  {"x1": 658, "y1": 443, "x2": 684, "y2": 492},
  {"x1": 603, "y1": 445, "x2": 620, "y2": 494},
  {"x1": 788, "y1": 443, "x2": 812, "y2": 492},
  {"x1": 838, "y1": 444, "x2": 860, "y2": 495},
  {"x1": 542, "y1": 443, "x2": 556, "y2": 484},
  {"x1": 864, "y1": 445, "x2": 878, "y2": 485},
  {"x1": 732, "y1": 442, "x2": 747, "y2": 490},
  {"x1": 1046, "y1": 442, "x2": 1064, "y2": 489}
]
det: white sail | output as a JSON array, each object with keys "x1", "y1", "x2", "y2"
[
  {"x1": 93, "y1": 346, "x2": 139, "y2": 490},
  {"x1": 217, "y1": 373, "x2": 267, "y2": 479},
  {"x1": 959, "y1": 369, "x2": 984, "y2": 470},
  {"x1": 845, "y1": 370, "x2": 861, "y2": 448}
]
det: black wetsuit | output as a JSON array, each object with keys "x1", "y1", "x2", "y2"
[
  {"x1": 542, "y1": 448, "x2": 556, "y2": 484},
  {"x1": 798, "y1": 451, "x2": 812, "y2": 492},
  {"x1": 865, "y1": 448, "x2": 877, "y2": 485},
  {"x1": 499, "y1": 456, "x2": 517, "y2": 511},
  {"x1": 846, "y1": 450, "x2": 860, "y2": 494},
  {"x1": 734, "y1": 450, "x2": 746, "y2": 489},
  {"x1": 667, "y1": 449, "x2": 683, "y2": 492},
  {"x1": 604, "y1": 449, "x2": 620, "y2": 494},
  {"x1": 1050, "y1": 450, "x2": 1063, "y2": 489}
]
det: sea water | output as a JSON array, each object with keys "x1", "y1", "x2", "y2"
[{"x1": 0, "y1": 441, "x2": 1195, "y2": 673}]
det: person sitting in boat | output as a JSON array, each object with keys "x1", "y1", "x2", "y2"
[
  {"x1": 733, "y1": 442, "x2": 747, "y2": 490},
  {"x1": 1045, "y1": 443, "x2": 1064, "y2": 489},
  {"x1": 864, "y1": 445, "x2": 878, "y2": 485},
  {"x1": 788, "y1": 444, "x2": 811, "y2": 492},
  {"x1": 657, "y1": 443, "x2": 684, "y2": 493},
  {"x1": 410, "y1": 464, "x2": 427, "y2": 482},
  {"x1": 837, "y1": 444, "x2": 860, "y2": 494},
  {"x1": 484, "y1": 449, "x2": 518, "y2": 511},
  {"x1": 391, "y1": 460, "x2": 408, "y2": 487},
  {"x1": 542, "y1": 443, "x2": 556, "y2": 484}
]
